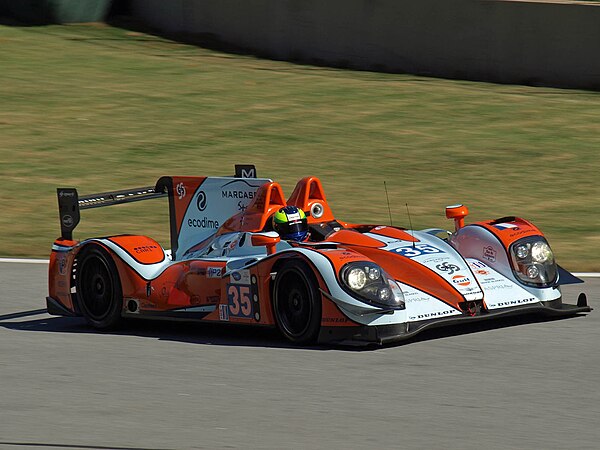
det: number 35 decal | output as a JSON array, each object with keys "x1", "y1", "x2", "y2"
[
  {"x1": 392, "y1": 244, "x2": 443, "y2": 258},
  {"x1": 227, "y1": 284, "x2": 253, "y2": 318}
]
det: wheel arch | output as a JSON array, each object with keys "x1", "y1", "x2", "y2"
[
  {"x1": 268, "y1": 252, "x2": 328, "y2": 312},
  {"x1": 271, "y1": 256, "x2": 323, "y2": 344}
]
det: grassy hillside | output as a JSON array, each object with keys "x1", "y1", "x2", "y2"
[{"x1": 0, "y1": 24, "x2": 598, "y2": 269}]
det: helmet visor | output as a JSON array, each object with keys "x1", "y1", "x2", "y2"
[{"x1": 277, "y1": 218, "x2": 308, "y2": 240}]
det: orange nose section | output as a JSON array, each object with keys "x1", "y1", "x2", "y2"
[{"x1": 445, "y1": 204, "x2": 469, "y2": 231}]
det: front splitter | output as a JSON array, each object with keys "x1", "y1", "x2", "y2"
[{"x1": 319, "y1": 297, "x2": 592, "y2": 346}]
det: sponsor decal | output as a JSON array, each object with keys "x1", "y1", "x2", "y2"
[
  {"x1": 392, "y1": 244, "x2": 444, "y2": 258},
  {"x1": 409, "y1": 310, "x2": 456, "y2": 320},
  {"x1": 59, "y1": 191, "x2": 75, "y2": 198},
  {"x1": 196, "y1": 191, "x2": 207, "y2": 211},
  {"x1": 404, "y1": 294, "x2": 434, "y2": 303},
  {"x1": 509, "y1": 229, "x2": 531, "y2": 237},
  {"x1": 483, "y1": 283, "x2": 515, "y2": 291},
  {"x1": 494, "y1": 297, "x2": 537, "y2": 307},
  {"x1": 339, "y1": 251, "x2": 361, "y2": 260},
  {"x1": 493, "y1": 223, "x2": 519, "y2": 230},
  {"x1": 207, "y1": 267, "x2": 222, "y2": 278},
  {"x1": 235, "y1": 165, "x2": 257, "y2": 178},
  {"x1": 187, "y1": 217, "x2": 219, "y2": 229},
  {"x1": 62, "y1": 215, "x2": 74, "y2": 227},
  {"x1": 220, "y1": 178, "x2": 263, "y2": 206},
  {"x1": 436, "y1": 262, "x2": 460, "y2": 275},
  {"x1": 219, "y1": 304, "x2": 230, "y2": 321},
  {"x1": 420, "y1": 256, "x2": 447, "y2": 264},
  {"x1": 221, "y1": 190, "x2": 255, "y2": 200},
  {"x1": 240, "y1": 168, "x2": 256, "y2": 178},
  {"x1": 230, "y1": 269, "x2": 251, "y2": 285},
  {"x1": 176, "y1": 182, "x2": 186, "y2": 200},
  {"x1": 134, "y1": 245, "x2": 158, "y2": 254},
  {"x1": 322, "y1": 317, "x2": 349, "y2": 323},
  {"x1": 462, "y1": 287, "x2": 481, "y2": 294},
  {"x1": 452, "y1": 275, "x2": 471, "y2": 287},
  {"x1": 483, "y1": 246, "x2": 497, "y2": 263},
  {"x1": 469, "y1": 260, "x2": 490, "y2": 275},
  {"x1": 58, "y1": 256, "x2": 67, "y2": 275},
  {"x1": 469, "y1": 260, "x2": 487, "y2": 269}
]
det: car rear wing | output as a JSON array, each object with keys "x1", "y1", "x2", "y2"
[
  {"x1": 56, "y1": 164, "x2": 261, "y2": 259},
  {"x1": 57, "y1": 185, "x2": 167, "y2": 241}
]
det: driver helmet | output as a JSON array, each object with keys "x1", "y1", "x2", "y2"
[{"x1": 272, "y1": 206, "x2": 309, "y2": 241}]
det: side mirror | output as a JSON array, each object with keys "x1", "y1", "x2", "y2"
[
  {"x1": 445, "y1": 204, "x2": 469, "y2": 231},
  {"x1": 251, "y1": 232, "x2": 281, "y2": 255}
]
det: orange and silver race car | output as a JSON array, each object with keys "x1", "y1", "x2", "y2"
[{"x1": 47, "y1": 165, "x2": 591, "y2": 345}]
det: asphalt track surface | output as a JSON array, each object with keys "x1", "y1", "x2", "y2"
[{"x1": 0, "y1": 262, "x2": 598, "y2": 450}]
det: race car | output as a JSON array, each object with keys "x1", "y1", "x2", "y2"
[{"x1": 47, "y1": 165, "x2": 592, "y2": 345}]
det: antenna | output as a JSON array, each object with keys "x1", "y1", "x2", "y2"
[
  {"x1": 384, "y1": 181, "x2": 393, "y2": 226},
  {"x1": 405, "y1": 203, "x2": 416, "y2": 249}
]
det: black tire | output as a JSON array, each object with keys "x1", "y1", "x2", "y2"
[
  {"x1": 273, "y1": 261, "x2": 321, "y2": 344},
  {"x1": 76, "y1": 245, "x2": 123, "y2": 330}
]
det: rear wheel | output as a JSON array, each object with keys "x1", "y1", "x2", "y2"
[
  {"x1": 76, "y1": 245, "x2": 123, "y2": 329},
  {"x1": 273, "y1": 261, "x2": 321, "y2": 344}
]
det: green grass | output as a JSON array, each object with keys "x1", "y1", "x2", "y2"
[{"x1": 0, "y1": 23, "x2": 598, "y2": 270}]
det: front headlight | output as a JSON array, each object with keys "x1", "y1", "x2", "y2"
[
  {"x1": 340, "y1": 262, "x2": 405, "y2": 309},
  {"x1": 531, "y1": 241, "x2": 553, "y2": 263},
  {"x1": 346, "y1": 267, "x2": 368, "y2": 289},
  {"x1": 509, "y1": 237, "x2": 557, "y2": 287}
]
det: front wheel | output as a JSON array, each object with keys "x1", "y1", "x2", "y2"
[
  {"x1": 76, "y1": 245, "x2": 123, "y2": 330},
  {"x1": 273, "y1": 261, "x2": 321, "y2": 344}
]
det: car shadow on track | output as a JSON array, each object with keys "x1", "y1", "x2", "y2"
[
  {"x1": 0, "y1": 308, "x2": 589, "y2": 351},
  {"x1": 0, "y1": 310, "x2": 299, "y2": 349}
]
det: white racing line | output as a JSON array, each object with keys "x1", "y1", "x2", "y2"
[
  {"x1": 0, "y1": 258, "x2": 52, "y2": 264},
  {"x1": 0, "y1": 257, "x2": 599, "y2": 277}
]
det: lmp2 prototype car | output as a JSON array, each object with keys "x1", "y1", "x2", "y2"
[{"x1": 47, "y1": 165, "x2": 591, "y2": 345}]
